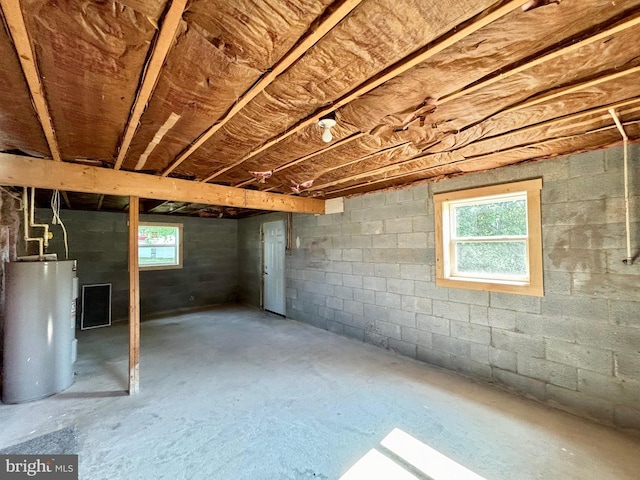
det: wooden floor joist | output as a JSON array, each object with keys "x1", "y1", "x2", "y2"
[
  {"x1": 233, "y1": 132, "x2": 366, "y2": 187},
  {"x1": 328, "y1": 118, "x2": 640, "y2": 196},
  {"x1": 128, "y1": 195, "x2": 140, "y2": 395},
  {"x1": 200, "y1": 0, "x2": 531, "y2": 183},
  {"x1": 114, "y1": 0, "x2": 187, "y2": 170},
  {"x1": 0, "y1": 153, "x2": 325, "y2": 214},
  {"x1": 0, "y1": 0, "x2": 61, "y2": 162},
  {"x1": 439, "y1": 14, "x2": 640, "y2": 105},
  {"x1": 502, "y1": 64, "x2": 640, "y2": 114},
  {"x1": 308, "y1": 96, "x2": 640, "y2": 192},
  {"x1": 161, "y1": 0, "x2": 363, "y2": 177},
  {"x1": 61, "y1": 191, "x2": 71, "y2": 209}
]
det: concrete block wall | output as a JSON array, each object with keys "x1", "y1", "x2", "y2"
[
  {"x1": 36, "y1": 209, "x2": 238, "y2": 321},
  {"x1": 278, "y1": 144, "x2": 640, "y2": 431}
]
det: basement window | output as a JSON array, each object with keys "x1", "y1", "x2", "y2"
[
  {"x1": 138, "y1": 222, "x2": 183, "y2": 270},
  {"x1": 434, "y1": 179, "x2": 543, "y2": 296}
]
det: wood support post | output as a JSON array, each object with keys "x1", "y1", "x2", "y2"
[{"x1": 128, "y1": 196, "x2": 140, "y2": 394}]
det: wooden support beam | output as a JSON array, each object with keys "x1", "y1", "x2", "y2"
[
  {"x1": 96, "y1": 194, "x2": 105, "y2": 210},
  {"x1": 161, "y1": 0, "x2": 363, "y2": 177},
  {"x1": 0, "y1": 153, "x2": 325, "y2": 214},
  {"x1": 114, "y1": 0, "x2": 187, "y2": 170},
  {"x1": 502, "y1": 64, "x2": 640, "y2": 114},
  {"x1": 61, "y1": 191, "x2": 71, "y2": 209},
  {"x1": 200, "y1": 0, "x2": 531, "y2": 183},
  {"x1": 128, "y1": 196, "x2": 140, "y2": 395},
  {"x1": 234, "y1": 132, "x2": 366, "y2": 187},
  {"x1": 440, "y1": 14, "x2": 640, "y2": 105},
  {"x1": 148, "y1": 200, "x2": 170, "y2": 213},
  {"x1": 0, "y1": 0, "x2": 61, "y2": 161}
]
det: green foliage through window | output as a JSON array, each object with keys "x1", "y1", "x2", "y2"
[
  {"x1": 455, "y1": 241, "x2": 527, "y2": 277},
  {"x1": 454, "y1": 199, "x2": 527, "y2": 237}
]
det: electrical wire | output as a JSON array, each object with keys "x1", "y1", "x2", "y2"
[{"x1": 51, "y1": 190, "x2": 69, "y2": 259}]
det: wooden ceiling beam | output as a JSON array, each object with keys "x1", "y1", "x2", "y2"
[
  {"x1": 327, "y1": 118, "x2": 640, "y2": 196},
  {"x1": 440, "y1": 14, "x2": 640, "y2": 105},
  {"x1": 200, "y1": 0, "x2": 531, "y2": 183},
  {"x1": 0, "y1": 153, "x2": 325, "y2": 214},
  {"x1": 233, "y1": 132, "x2": 366, "y2": 187},
  {"x1": 149, "y1": 200, "x2": 170, "y2": 213},
  {"x1": 286, "y1": 141, "x2": 412, "y2": 194},
  {"x1": 502, "y1": 64, "x2": 640, "y2": 115},
  {"x1": 0, "y1": 0, "x2": 61, "y2": 162},
  {"x1": 161, "y1": 0, "x2": 364, "y2": 177},
  {"x1": 309, "y1": 97, "x2": 640, "y2": 191},
  {"x1": 61, "y1": 191, "x2": 71, "y2": 209},
  {"x1": 0, "y1": 1, "x2": 75, "y2": 210},
  {"x1": 466, "y1": 97, "x2": 640, "y2": 152},
  {"x1": 311, "y1": 142, "x2": 410, "y2": 180},
  {"x1": 114, "y1": 0, "x2": 188, "y2": 170}
]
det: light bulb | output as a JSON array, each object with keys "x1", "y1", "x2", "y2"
[{"x1": 318, "y1": 117, "x2": 337, "y2": 143}]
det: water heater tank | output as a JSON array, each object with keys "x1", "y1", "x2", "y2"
[{"x1": 2, "y1": 260, "x2": 78, "y2": 403}]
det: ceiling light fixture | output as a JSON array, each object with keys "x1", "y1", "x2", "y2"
[{"x1": 318, "y1": 114, "x2": 337, "y2": 143}]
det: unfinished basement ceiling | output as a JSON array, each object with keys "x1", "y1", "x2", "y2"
[{"x1": 2, "y1": 0, "x2": 640, "y2": 216}]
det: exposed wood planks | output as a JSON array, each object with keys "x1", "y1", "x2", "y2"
[
  {"x1": 439, "y1": 14, "x2": 640, "y2": 105},
  {"x1": 114, "y1": 0, "x2": 188, "y2": 170},
  {"x1": 161, "y1": 0, "x2": 364, "y2": 177},
  {"x1": 128, "y1": 195, "x2": 140, "y2": 395},
  {"x1": 0, "y1": 0, "x2": 61, "y2": 161},
  {"x1": 200, "y1": 0, "x2": 531, "y2": 183},
  {"x1": 0, "y1": 153, "x2": 325, "y2": 214}
]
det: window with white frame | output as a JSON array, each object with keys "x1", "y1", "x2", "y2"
[
  {"x1": 138, "y1": 222, "x2": 183, "y2": 270},
  {"x1": 434, "y1": 179, "x2": 543, "y2": 296}
]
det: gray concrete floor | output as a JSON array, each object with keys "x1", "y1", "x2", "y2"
[{"x1": 1, "y1": 305, "x2": 639, "y2": 479}]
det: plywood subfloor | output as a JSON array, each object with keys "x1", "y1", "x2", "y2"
[{"x1": 0, "y1": 305, "x2": 638, "y2": 479}]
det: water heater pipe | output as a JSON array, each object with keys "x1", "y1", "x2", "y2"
[
  {"x1": 22, "y1": 187, "x2": 49, "y2": 260},
  {"x1": 608, "y1": 109, "x2": 633, "y2": 265},
  {"x1": 29, "y1": 187, "x2": 50, "y2": 250}
]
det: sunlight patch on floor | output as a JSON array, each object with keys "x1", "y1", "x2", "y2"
[{"x1": 340, "y1": 428, "x2": 488, "y2": 480}]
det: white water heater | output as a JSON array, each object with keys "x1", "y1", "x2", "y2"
[{"x1": 2, "y1": 259, "x2": 78, "y2": 403}]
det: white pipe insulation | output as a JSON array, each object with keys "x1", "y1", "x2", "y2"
[
  {"x1": 29, "y1": 186, "x2": 50, "y2": 249},
  {"x1": 22, "y1": 187, "x2": 51, "y2": 260},
  {"x1": 608, "y1": 109, "x2": 633, "y2": 265}
]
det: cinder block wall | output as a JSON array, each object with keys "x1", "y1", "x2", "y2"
[
  {"x1": 36, "y1": 210, "x2": 238, "y2": 321},
  {"x1": 240, "y1": 145, "x2": 640, "y2": 431}
]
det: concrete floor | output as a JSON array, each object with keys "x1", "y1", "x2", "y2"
[{"x1": 1, "y1": 305, "x2": 639, "y2": 479}]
